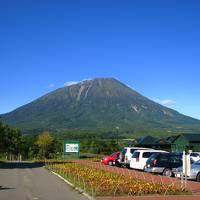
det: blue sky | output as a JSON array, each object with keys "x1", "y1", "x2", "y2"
[{"x1": 0, "y1": 0, "x2": 200, "y2": 119}]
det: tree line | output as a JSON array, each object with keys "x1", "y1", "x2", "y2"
[
  {"x1": 0, "y1": 122, "x2": 123, "y2": 160},
  {"x1": 0, "y1": 122, "x2": 22, "y2": 160},
  {"x1": 0, "y1": 122, "x2": 62, "y2": 160}
]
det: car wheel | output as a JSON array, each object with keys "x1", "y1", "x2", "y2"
[
  {"x1": 108, "y1": 161, "x2": 113, "y2": 166},
  {"x1": 115, "y1": 162, "x2": 121, "y2": 167},
  {"x1": 163, "y1": 168, "x2": 172, "y2": 177},
  {"x1": 126, "y1": 164, "x2": 130, "y2": 169},
  {"x1": 196, "y1": 173, "x2": 200, "y2": 182}
]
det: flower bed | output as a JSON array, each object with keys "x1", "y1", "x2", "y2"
[{"x1": 46, "y1": 161, "x2": 188, "y2": 197}]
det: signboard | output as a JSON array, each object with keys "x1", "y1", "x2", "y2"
[
  {"x1": 65, "y1": 143, "x2": 79, "y2": 153},
  {"x1": 64, "y1": 140, "x2": 79, "y2": 156}
]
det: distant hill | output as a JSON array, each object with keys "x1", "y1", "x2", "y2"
[{"x1": 1, "y1": 78, "x2": 200, "y2": 136}]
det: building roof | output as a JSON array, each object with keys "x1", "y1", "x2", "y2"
[
  {"x1": 166, "y1": 135, "x2": 180, "y2": 143},
  {"x1": 133, "y1": 135, "x2": 170, "y2": 146},
  {"x1": 181, "y1": 133, "x2": 200, "y2": 142},
  {"x1": 131, "y1": 133, "x2": 200, "y2": 147},
  {"x1": 154, "y1": 138, "x2": 170, "y2": 145},
  {"x1": 137, "y1": 136, "x2": 158, "y2": 145}
]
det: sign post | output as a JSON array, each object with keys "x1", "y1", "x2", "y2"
[
  {"x1": 182, "y1": 151, "x2": 191, "y2": 188},
  {"x1": 64, "y1": 140, "x2": 80, "y2": 158}
]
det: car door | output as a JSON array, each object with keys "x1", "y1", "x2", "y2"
[{"x1": 130, "y1": 151, "x2": 140, "y2": 169}]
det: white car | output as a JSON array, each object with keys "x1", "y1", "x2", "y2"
[
  {"x1": 130, "y1": 149, "x2": 167, "y2": 170},
  {"x1": 117, "y1": 147, "x2": 152, "y2": 168}
]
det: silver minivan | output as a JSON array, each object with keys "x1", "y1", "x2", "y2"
[{"x1": 174, "y1": 159, "x2": 200, "y2": 181}]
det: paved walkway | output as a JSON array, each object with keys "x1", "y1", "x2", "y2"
[{"x1": 0, "y1": 161, "x2": 88, "y2": 200}]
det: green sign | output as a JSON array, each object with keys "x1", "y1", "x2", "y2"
[{"x1": 64, "y1": 140, "x2": 80, "y2": 156}]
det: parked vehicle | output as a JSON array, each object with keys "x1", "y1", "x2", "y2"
[
  {"x1": 116, "y1": 147, "x2": 152, "y2": 168},
  {"x1": 144, "y1": 152, "x2": 183, "y2": 177},
  {"x1": 101, "y1": 151, "x2": 120, "y2": 166},
  {"x1": 190, "y1": 152, "x2": 200, "y2": 162},
  {"x1": 130, "y1": 149, "x2": 167, "y2": 170},
  {"x1": 174, "y1": 159, "x2": 200, "y2": 181}
]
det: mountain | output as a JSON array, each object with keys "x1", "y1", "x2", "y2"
[{"x1": 1, "y1": 78, "x2": 200, "y2": 135}]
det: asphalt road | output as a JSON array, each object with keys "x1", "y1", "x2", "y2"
[{"x1": 0, "y1": 161, "x2": 89, "y2": 200}]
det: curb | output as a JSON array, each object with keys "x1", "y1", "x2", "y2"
[{"x1": 50, "y1": 171, "x2": 95, "y2": 200}]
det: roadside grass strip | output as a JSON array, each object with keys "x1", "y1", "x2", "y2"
[{"x1": 45, "y1": 161, "x2": 189, "y2": 197}]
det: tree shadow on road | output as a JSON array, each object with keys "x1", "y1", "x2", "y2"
[{"x1": 0, "y1": 162, "x2": 44, "y2": 169}]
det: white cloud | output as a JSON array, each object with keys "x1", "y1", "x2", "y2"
[
  {"x1": 153, "y1": 98, "x2": 176, "y2": 107},
  {"x1": 47, "y1": 83, "x2": 55, "y2": 88}
]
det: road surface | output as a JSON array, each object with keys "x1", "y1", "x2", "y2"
[{"x1": 0, "y1": 161, "x2": 88, "y2": 200}]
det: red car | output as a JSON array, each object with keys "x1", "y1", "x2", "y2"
[{"x1": 101, "y1": 151, "x2": 120, "y2": 166}]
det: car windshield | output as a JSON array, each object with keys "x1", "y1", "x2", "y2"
[
  {"x1": 194, "y1": 160, "x2": 200, "y2": 165},
  {"x1": 191, "y1": 153, "x2": 200, "y2": 157},
  {"x1": 146, "y1": 153, "x2": 157, "y2": 163},
  {"x1": 111, "y1": 152, "x2": 117, "y2": 156},
  {"x1": 143, "y1": 152, "x2": 153, "y2": 158}
]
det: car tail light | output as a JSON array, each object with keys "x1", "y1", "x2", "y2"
[
  {"x1": 125, "y1": 156, "x2": 128, "y2": 161},
  {"x1": 153, "y1": 159, "x2": 157, "y2": 166},
  {"x1": 136, "y1": 157, "x2": 139, "y2": 162}
]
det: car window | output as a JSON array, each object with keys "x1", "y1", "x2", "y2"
[
  {"x1": 143, "y1": 152, "x2": 152, "y2": 158},
  {"x1": 132, "y1": 152, "x2": 140, "y2": 158}
]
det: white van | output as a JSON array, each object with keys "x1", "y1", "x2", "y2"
[
  {"x1": 130, "y1": 149, "x2": 167, "y2": 170},
  {"x1": 116, "y1": 147, "x2": 152, "y2": 168}
]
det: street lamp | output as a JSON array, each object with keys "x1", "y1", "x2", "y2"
[{"x1": 116, "y1": 126, "x2": 119, "y2": 145}]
